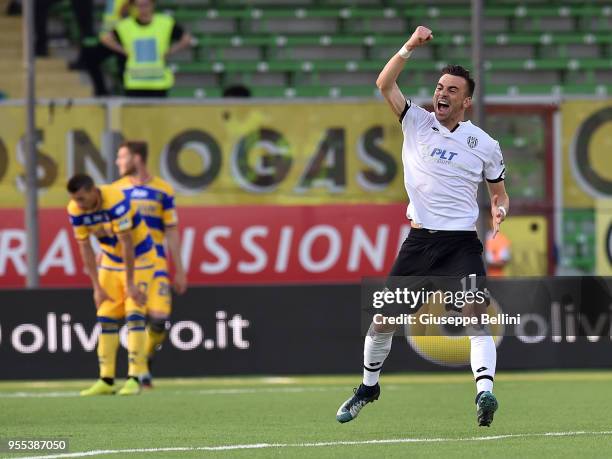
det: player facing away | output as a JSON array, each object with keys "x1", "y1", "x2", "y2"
[
  {"x1": 336, "y1": 26, "x2": 510, "y2": 426},
  {"x1": 67, "y1": 173, "x2": 155, "y2": 396},
  {"x1": 114, "y1": 141, "x2": 187, "y2": 388}
]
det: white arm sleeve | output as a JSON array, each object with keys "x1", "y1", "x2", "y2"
[
  {"x1": 400, "y1": 99, "x2": 432, "y2": 139},
  {"x1": 485, "y1": 141, "x2": 506, "y2": 183}
]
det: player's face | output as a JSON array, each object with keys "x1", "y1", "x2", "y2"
[
  {"x1": 433, "y1": 74, "x2": 471, "y2": 123},
  {"x1": 70, "y1": 188, "x2": 98, "y2": 211},
  {"x1": 116, "y1": 146, "x2": 137, "y2": 176},
  {"x1": 134, "y1": 0, "x2": 154, "y2": 21}
]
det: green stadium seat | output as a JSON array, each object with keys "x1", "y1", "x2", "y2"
[
  {"x1": 562, "y1": 209, "x2": 596, "y2": 272},
  {"x1": 45, "y1": 1, "x2": 612, "y2": 99}
]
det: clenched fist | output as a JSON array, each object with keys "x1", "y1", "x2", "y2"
[{"x1": 406, "y1": 26, "x2": 433, "y2": 51}]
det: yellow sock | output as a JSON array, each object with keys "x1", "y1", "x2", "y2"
[
  {"x1": 97, "y1": 324, "x2": 120, "y2": 379},
  {"x1": 127, "y1": 314, "x2": 147, "y2": 377},
  {"x1": 145, "y1": 327, "x2": 167, "y2": 359}
]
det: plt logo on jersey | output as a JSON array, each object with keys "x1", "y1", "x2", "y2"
[{"x1": 430, "y1": 148, "x2": 459, "y2": 161}]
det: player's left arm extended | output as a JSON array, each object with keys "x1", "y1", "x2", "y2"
[
  {"x1": 487, "y1": 180, "x2": 510, "y2": 237},
  {"x1": 116, "y1": 231, "x2": 146, "y2": 305},
  {"x1": 165, "y1": 225, "x2": 187, "y2": 294}
]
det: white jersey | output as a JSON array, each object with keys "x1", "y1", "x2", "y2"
[{"x1": 400, "y1": 100, "x2": 505, "y2": 231}]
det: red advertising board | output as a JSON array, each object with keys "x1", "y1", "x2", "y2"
[{"x1": 0, "y1": 205, "x2": 409, "y2": 288}]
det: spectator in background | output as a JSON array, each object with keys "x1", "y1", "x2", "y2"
[
  {"x1": 485, "y1": 221, "x2": 511, "y2": 277},
  {"x1": 101, "y1": 0, "x2": 135, "y2": 35},
  {"x1": 33, "y1": 0, "x2": 94, "y2": 58},
  {"x1": 100, "y1": 0, "x2": 192, "y2": 98},
  {"x1": 83, "y1": 0, "x2": 134, "y2": 96}
]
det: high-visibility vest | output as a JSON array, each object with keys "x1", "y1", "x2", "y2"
[
  {"x1": 101, "y1": 0, "x2": 134, "y2": 35},
  {"x1": 115, "y1": 14, "x2": 175, "y2": 90}
]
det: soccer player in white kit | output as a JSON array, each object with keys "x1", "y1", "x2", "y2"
[{"x1": 336, "y1": 26, "x2": 510, "y2": 427}]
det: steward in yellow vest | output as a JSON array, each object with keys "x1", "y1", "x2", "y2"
[{"x1": 101, "y1": 0, "x2": 192, "y2": 97}]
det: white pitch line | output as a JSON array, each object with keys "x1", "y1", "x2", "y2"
[
  {"x1": 0, "y1": 391, "x2": 80, "y2": 398},
  {"x1": 11, "y1": 430, "x2": 612, "y2": 459}
]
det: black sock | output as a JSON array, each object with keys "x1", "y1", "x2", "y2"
[{"x1": 102, "y1": 377, "x2": 114, "y2": 385}]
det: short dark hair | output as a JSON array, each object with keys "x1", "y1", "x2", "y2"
[
  {"x1": 67, "y1": 173, "x2": 94, "y2": 193},
  {"x1": 440, "y1": 65, "x2": 475, "y2": 97},
  {"x1": 120, "y1": 141, "x2": 148, "y2": 163}
]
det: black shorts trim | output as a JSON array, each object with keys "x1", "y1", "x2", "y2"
[{"x1": 408, "y1": 228, "x2": 479, "y2": 239}]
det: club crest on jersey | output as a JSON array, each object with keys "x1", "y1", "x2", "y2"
[{"x1": 467, "y1": 136, "x2": 478, "y2": 149}]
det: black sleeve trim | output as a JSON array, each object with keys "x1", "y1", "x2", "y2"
[
  {"x1": 398, "y1": 99, "x2": 410, "y2": 123},
  {"x1": 486, "y1": 168, "x2": 506, "y2": 183}
]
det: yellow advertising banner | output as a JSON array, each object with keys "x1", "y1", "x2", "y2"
[
  {"x1": 119, "y1": 102, "x2": 405, "y2": 206},
  {"x1": 498, "y1": 216, "x2": 548, "y2": 276},
  {"x1": 562, "y1": 100, "x2": 612, "y2": 208},
  {"x1": 0, "y1": 102, "x2": 406, "y2": 207},
  {"x1": 0, "y1": 104, "x2": 106, "y2": 208},
  {"x1": 595, "y1": 199, "x2": 612, "y2": 276}
]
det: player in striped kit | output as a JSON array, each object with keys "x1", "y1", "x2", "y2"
[{"x1": 114, "y1": 141, "x2": 187, "y2": 387}]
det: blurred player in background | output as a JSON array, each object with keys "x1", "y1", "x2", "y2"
[
  {"x1": 336, "y1": 26, "x2": 509, "y2": 427},
  {"x1": 486, "y1": 221, "x2": 511, "y2": 277},
  {"x1": 67, "y1": 173, "x2": 154, "y2": 396},
  {"x1": 114, "y1": 141, "x2": 187, "y2": 388}
]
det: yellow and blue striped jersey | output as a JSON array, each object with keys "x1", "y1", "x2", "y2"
[
  {"x1": 67, "y1": 184, "x2": 154, "y2": 267},
  {"x1": 113, "y1": 176, "x2": 178, "y2": 260}
]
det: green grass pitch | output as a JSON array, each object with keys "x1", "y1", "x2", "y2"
[{"x1": 1, "y1": 371, "x2": 612, "y2": 458}]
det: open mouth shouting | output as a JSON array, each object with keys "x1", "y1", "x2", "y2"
[{"x1": 436, "y1": 99, "x2": 450, "y2": 116}]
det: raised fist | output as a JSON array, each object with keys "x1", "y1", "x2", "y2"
[{"x1": 406, "y1": 26, "x2": 433, "y2": 50}]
